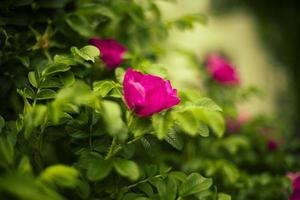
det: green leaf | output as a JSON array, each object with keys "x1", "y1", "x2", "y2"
[
  {"x1": 165, "y1": 176, "x2": 177, "y2": 200},
  {"x1": 167, "y1": 14, "x2": 207, "y2": 30},
  {"x1": 51, "y1": 81, "x2": 100, "y2": 123},
  {"x1": 164, "y1": 131, "x2": 183, "y2": 150},
  {"x1": 179, "y1": 173, "x2": 212, "y2": 197},
  {"x1": 128, "y1": 115, "x2": 152, "y2": 137},
  {"x1": 0, "y1": 135, "x2": 14, "y2": 165},
  {"x1": 42, "y1": 62, "x2": 71, "y2": 77},
  {"x1": 71, "y1": 45, "x2": 100, "y2": 63},
  {"x1": 66, "y1": 14, "x2": 94, "y2": 37},
  {"x1": 59, "y1": 71, "x2": 75, "y2": 87},
  {"x1": 36, "y1": 89, "x2": 56, "y2": 100},
  {"x1": 218, "y1": 193, "x2": 232, "y2": 200},
  {"x1": 138, "y1": 183, "x2": 154, "y2": 196},
  {"x1": 28, "y1": 71, "x2": 38, "y2": 88},
  {"x1": 0, "y1": 115, "x2": 4, "y2": 132},
  {"x1": 40, "y1": 77, "x2": 62, "y2": 88},
  {"x1": 93, "y1": 81, "x2": 116, "y2": 97},
  {"x1": 198, "y1": 122, "x2": 209, "y2": 137},
  {"x1": 152, "y1": 112, "x2": 173, "y2": 139},
  {"x1": 139, "y1": 63, "x2": 168, "y2": 78},
  {"x1": 18, "y1": 87, "x2": 35, "y2": 99},
  {"x1": 169, "y1": 171, "x2": 187, "y2": 182},
  {"x1": 0, "y1": 173, "x2": 64, "y2": 200},
  {"x1": 113, "y1": 158, "x2": 140, "y2": 181},
  {"x1": 87, "y1": 158, "x2": 112, "y2": 181},
  {"x1": 194, "y1": 110, "x2": 225, "y2": 138},
  {"x1": 17, "y1": 156, "x2": 32, "y2": 173},
  {"x1": 77, "y1": 152, "x2": 112, "y2": 181},
  {"x1": 175, "y1": 111, "x2": 198, "y2": 136},
  {"x1": 195, "y1": 97, "x2": 222, "y2": 112},
  {"x1": 54, "y1": 55, "x2": 76, "y2": 65},
  {"x1": 101, "y1": 100, "x2": 126, "y2": 137},
  {"x1": 23, "y1": 105, "x2": 47, "y2": 139},
  {"x1": 39, "y1": 165, "x2": 79, "y2": 188},
  {"x1": 115, "y1": 68, "x2": 126, "y2": 83}
]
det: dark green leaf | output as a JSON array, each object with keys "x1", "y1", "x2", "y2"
[
  {"x1": 164, "y1": 131, "x2": 183, "y2": 150},
  {"x1": 36, "y1": 89, "x2": 56, "y2": 100}
]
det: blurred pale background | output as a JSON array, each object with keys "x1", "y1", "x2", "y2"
[{"x1": 156, "y1": 0, "x2": 288, "y2": 116}]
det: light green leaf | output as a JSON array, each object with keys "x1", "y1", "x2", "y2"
[
  {"x1": 93, "y1": 81, "x2": 116, "y2": 97},
  {"x1": 113, "y1": 158, "x2": 140, "y2": 181},
  {"x1": 152, "y1": 112, "x2": 173, "y2": 139},
  {"x1": 42, "y1": 62, "x2": 71, "y2": 77},
  {"x1": 218, "y1": 193, "x2": 232, "y2": 200},
  {"x1": 198, "y1": 122, "x2": 209, "y2": 137},
  {"x1": 194, "y1": 110, "x2": 225, "y2": 138},
  {"x1": 23, "y1": 105, "x2": 47, "y2": 139},
  {"x1": 179, "y1": 173, "x2": 212, "y2": 197},
  {"x1": 71, "y1": 45, "x2": 100, "y2": 63},
  {"x1": 101, "y1": 100, "x2": 125, "y2": 136},
  {"x1": 17, "y1": 156, "x2": 32, "y2": 173},
  {"x1": 28, "y1": 71, "x2": 38, "y2": 88},
  {"x1": 54, "y1": 55, "x2": 76, "y2": 65},
  {"x1": 175, "y1": 111, "x2": 198, "y2": 136},
  {"x1": 196, "y1": 97, "x2": 222, "y2": 112},
  {"x1": 115, "y1": 68, "x2": 125, "y2": 83},
  {"x1": 39, "y1": 165, "x2": 79, "y2": 188}
]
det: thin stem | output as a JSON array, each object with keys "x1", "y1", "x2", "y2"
[
  {"x1": 44, "y1": 50, "x2": 52, "y2": 62},
  {"x1": 38, "y1": 129, "x2": 44, "y2": 168},
  {"x1": 89, "y1": 111, "x2": 94, "y2": 151},
  {"x1": 105, "y1": 137, "x2": 119, "y2": 160},
  {"x1": 105, "y1": 136, "x2": 143, "y2": 160},
  {"x1": 127, "y1": 174, "x2": 163, "y2": 190}
]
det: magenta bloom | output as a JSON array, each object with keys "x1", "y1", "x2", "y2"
[
  {"x1": 89, "y1": 38, "x2": 127, "y2": 69},
  {"x1": 267, "y1": 139, "x2": 278, "y2": 151},
  {"x1": 123, "y1": 68, "x2": 180, "y2": 117},
  {"x1": 288, "y1": 172, "x2": 300, "y2": 200},
  {"x1": 206, "y1": 53, "x2": 240, "y2": 85}
]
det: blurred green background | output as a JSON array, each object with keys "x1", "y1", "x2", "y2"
[{"x1": 156, "y1": 0, "x2": 298, "y2": 128}]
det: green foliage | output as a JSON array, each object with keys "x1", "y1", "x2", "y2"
[{"x1": 1, "y1": 0, "x2": 297, "y2": 200}]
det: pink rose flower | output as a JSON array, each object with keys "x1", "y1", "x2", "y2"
[
  {"x1": 89, "y1": 38, "x2": 127, "y2": 69},
  {"x1": 287, "y1": 172, "x2": 300, "y2": 200},
  {"x1": 206, "y1": 53, "x2": 240, "y2": 85},
  {"x1": 123, "y1": 68, "x2": 180, "y2": 117}
]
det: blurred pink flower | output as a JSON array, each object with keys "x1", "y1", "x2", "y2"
[
  {"x1": 89, "y1": 38, "x2": 127, "y2": 69},
  {"x1": 123, "y1": 68, "x2": 180, "y2": 117},
  {"x1": 267, "y1": 139, "x2": 278, "y2": 151},
  {"x1": 287, "y1": 172, "x2": 300, "y2": 200},
  {"x1": 226, "y1": 112, "x2": 250, "y2": 133},
  {"x1": 206, "y1": 53, "x2": 240, "y2": 85}
]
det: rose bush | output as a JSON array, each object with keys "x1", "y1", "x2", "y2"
[{"x1": 0, "y1": 1, "x2": 299, "y2": 200}]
